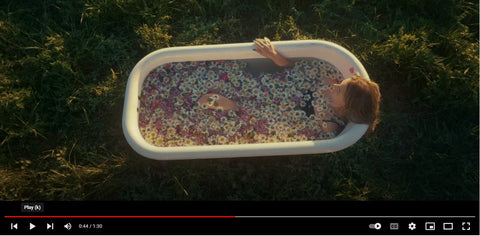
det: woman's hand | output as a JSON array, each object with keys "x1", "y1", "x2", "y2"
[
  {"x1": 323, "y1": 77, "x2": 341, "y2": 86},
  {"x1": 198, "y1": 93, "x2": 239, "y2": 112},
  {"x1": 254, "y1": 37, "x2": 277, "y2": 59},
  {"x1": 254, "y1": 37, "x2": 293, "y2": 67},
  {"x1": 321, "y1": 121, "x2": 339, "y2": 133}
]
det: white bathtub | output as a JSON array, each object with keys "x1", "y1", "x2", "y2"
[{"x1": 122, "y1": 40, "x2": 369, "y2": 160}]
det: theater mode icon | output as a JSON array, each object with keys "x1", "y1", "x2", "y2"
[{"x1": 443, "y1": 222, "x2": 454, "y2": 231}]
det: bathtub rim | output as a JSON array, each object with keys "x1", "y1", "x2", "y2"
[{"x1": 122, "y1": 40, "x2": 369, "y2": 160}]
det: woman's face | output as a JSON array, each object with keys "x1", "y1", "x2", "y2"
[{"x1": 328, "y1": 78, "x2": 351, "y2": 109}]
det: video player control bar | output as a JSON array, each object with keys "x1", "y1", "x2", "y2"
[{"x1": 4, "y1": 215, "x2": 477, "y2": 235}]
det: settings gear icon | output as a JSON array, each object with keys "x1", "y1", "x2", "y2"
[{"x1": 408, "y1": 222, "x2": 416, "y2": 230}]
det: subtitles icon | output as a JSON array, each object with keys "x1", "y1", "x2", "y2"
[{"x1": 390, "y1": 223, "x2": 399, "y2": 230}]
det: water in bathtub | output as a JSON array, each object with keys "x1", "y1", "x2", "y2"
[{"x1": 138, "y1": 58, "x2": 346, "y2": 147}]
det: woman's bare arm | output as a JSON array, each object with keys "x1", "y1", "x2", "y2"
[{"x1": 254, "y1": 37, "x2": 293, "y2": 67}]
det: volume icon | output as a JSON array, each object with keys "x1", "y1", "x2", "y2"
[{"x1": 64, "y1": 223, "x2": 72, "y2": 230}]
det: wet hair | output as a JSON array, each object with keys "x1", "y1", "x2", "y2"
[{"x1": 342, "y1": 75, "x2": 381, "y2": 133}]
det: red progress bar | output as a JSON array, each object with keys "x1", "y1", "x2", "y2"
[{"x1": 5, "y1": 216, "x2": 235, "y2": 218}]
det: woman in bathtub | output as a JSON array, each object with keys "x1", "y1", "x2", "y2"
[{"x1": 199, "y1": 37, "x2": 381, "y2": 134}]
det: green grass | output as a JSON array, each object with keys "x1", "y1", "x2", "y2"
[{"x1": 0, "y1": 0, "x2": 478, "y2": 200}]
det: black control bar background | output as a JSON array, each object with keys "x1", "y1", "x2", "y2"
[{"x1": 1, "y1": 201, "x2": 478, "y2": 235}]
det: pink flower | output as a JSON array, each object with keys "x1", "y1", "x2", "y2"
[
  {"x1": 170, "y1": 88, "x2": 181, "y2": 97},
  {"x1": 184, "y1": 93, "x2": 193, "y2": 109},
  {"x1": 155, "y1": 119, "x2": 163, "y2": 132},
  {"x1": 253, "y1": 119, "x2": 269, "y2": 134},
  {"x1": 262, "y1": 86, "x2": 269, "y2": 93},
  {"x1": 301, "y1": 128, "x2": 316, "y2": 138},
  {"x1": 139, "y1": 114, "x2": 148, "y2": 127},
  {"x1": 220, "y1": 73, "x2": 228, "y2": 81}
]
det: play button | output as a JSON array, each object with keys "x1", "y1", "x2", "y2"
[{"x1": 29, "y1": 223, "x2": 36, "y2": 230}]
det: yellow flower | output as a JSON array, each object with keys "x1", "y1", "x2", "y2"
[
  {"x1": 268, "y1": 137, "x2": 277, "y2": 143},
  {"x1": 184, "y1": 139, "x2": 193, "y2": 146},
  {"x1": 217, "y1": 135, "x2": 227, "y2": 144},
  {"x1": 276, "y1": 123, "x2": 284, "y2": 130},
  {"x1": 289, "y1": 101, "x2": 296, "y2": 109},
  {"x1": 156, "y1": 138, "x2": 164, "y2": 146}
]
